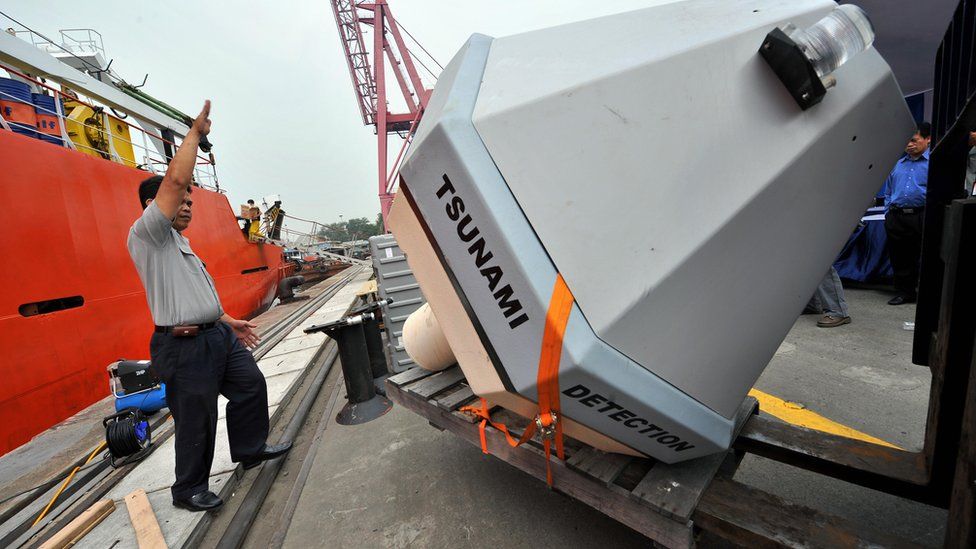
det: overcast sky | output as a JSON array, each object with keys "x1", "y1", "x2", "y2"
[{"x1": 2, "y1": 0, "x2": 676, "y2": 226}]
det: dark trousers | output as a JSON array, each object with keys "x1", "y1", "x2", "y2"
[
  {"x1": 150, "y1": 322, "x2": 269, "y2": 500},
  {"x1": 884, "y1": 208, "x2": 924, "y2": 298}
]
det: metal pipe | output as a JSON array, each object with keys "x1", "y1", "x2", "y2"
[{"x1": 215, "y1": 345, "x2": 340, "y2": 549}]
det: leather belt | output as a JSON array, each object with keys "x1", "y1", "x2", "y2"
[
  {"x1": 890, "y1": 206, "x2": 923, "y2": 214},
  {"x1": 155, "y1": 322, "x2": 218, "y2": 335}
]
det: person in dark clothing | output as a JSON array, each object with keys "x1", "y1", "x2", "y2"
[
  {"x1": 265, "y1": 200, "x2": 285, "y2": 240},
  {"x1": 882, "y1": 123, "x2": 931, "y2": 305},
  {"x1": 965, "y1": 128, "x2": 975, "y2": 196},
  {"x1": 126, "y1": 101, "x2": 291, "y2": 512}
]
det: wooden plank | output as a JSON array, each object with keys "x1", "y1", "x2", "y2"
[
  {"x1": 435, "y1": 385, "x2": 475, "y2": 411},
  {"x1": 39, "y1": 499, "x2": 115, "y2": 549},
  {"x1": 20, "y1": 419, "x2": 176, "y2": 548},
  {"x1": 391, "y1": 379, "x2": 915, "y2": 548},
  {"x1": 451, "y1": 409, "x2": 481, "y2": 424},
  {"x1": 407, "y1": 368, "x2": 466, "y2": 399},
  {"x1": 922, "y1": 199, "x2": 976, "y2": 507},
  {"x1": 945, "y1": 335, "x2": 976, "y2": 547},
  {"x1": 566, "y1": 448, "x2": 631, "y2": 487},
  {"x1": 386, "y1": 366, "x2": 438, "y2": 388},
  {"x1": 735, "y1": 414, "x2": 932, "y2": 504},
  {"x1": 695, "y1": 477, "x2": 918, "y2": 548},
  {"x1": 124, "y1": 489, "x2": 166, "y2": 549},
  {"x1": 388, "y1": 382, "x2": 693, "y2": 548},
  {"x1": 632, "y1": 397, "x2": 757, "y2": 520}
]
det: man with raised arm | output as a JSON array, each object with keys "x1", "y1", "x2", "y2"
[{"x1": 127, "y1": 101, "x2": 291, "y2": 512}]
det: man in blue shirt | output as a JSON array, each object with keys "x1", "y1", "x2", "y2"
[{"x1": 883, "y1": 123, "x2": 931, "y2": 305}]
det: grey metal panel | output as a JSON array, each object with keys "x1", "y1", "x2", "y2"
[
  {"x1": 369, "y1": 234, "x2": 426, "y2": 372},
  {"x1": 399, "y1": 34, "x2": 731, "y2": 462},
  {"x1": 471, "y1": 0, "x2": 915, "y2": 417}
]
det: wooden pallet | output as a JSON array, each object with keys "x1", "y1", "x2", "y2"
[{"x1": 387, "y1": 364, "x2": 756, "y2": 548}]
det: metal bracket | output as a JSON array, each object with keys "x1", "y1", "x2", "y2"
[
  {"x1": 535, "y1": 411, "x2": 559, "y2": 441},
  {"x1": 759, "y1": 27, "x2": 827, "y2": 110}
]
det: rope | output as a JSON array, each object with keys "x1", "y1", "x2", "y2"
[{"x1": 31, "y1": 441, "x2": 106, "y2": 527}]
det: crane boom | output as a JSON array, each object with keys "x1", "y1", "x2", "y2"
[
  {"x1": 331, "y1": 0, "x2": 375, "y2": 126},
  {"x1": 329, "y1": 0, "x2": 433, "y2": 230}
]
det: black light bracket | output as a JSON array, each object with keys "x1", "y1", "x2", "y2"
[
  {"x1": 305, "y1": 311, "x2": 393, "y2": 425},
  {"x1": 348, "y1": 297, "x2": 392, "y2": 317},
  {"x1": 759, "y1": 27, "x2": 828, "y2": 110}
]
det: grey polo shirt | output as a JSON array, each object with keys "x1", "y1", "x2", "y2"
[{"x1": 127, "y1": 202, "x2": 224, "y2": 326}]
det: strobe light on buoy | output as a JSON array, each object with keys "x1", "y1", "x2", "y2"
[{"x1": 760, "y1": 4, "x2": 876, "y2": 109}]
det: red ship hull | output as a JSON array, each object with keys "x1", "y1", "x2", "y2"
[{"x1": 0, "y1": 131, "x2": 290, "y2": 455}]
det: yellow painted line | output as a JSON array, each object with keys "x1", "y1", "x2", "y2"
[{"x1": 747, "y1": 388, "x2": 902, "y2": 449}]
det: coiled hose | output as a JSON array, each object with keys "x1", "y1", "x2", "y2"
[{"x1": 103, "y1": 408, "x2": 151, "y2": 467}]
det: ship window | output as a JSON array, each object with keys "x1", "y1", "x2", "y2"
[
  {"x1": 19, "y1": 296, "x2": 85, "y2": 317},
  {"x1": 241, "y1": 266, "x2": 269, "y2": 274}
]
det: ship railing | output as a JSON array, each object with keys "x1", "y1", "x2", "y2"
[
  {"x1": 274, "y1": 213, "x2": 356, "y2": 250},
  {"x1": 0, "y1": 61, "x2": 221, "y2": 192},
  {"x1": 56, "y1": 29, "x2": 106, "y2": 58},
  {"x1": 275, "y1": 226, "x2": 368, "y2": 266},
  {"x1": 278, "y1": 226, "x2": 330, "y2": 247},
  {"x1": 12, "y1": 28, "x2": 106, "y2": 60}
]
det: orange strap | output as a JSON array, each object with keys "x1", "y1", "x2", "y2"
[
  {"x1": 459, "y1": 398, "x2": 533, "y2": 452},
  {"x1": 459, "y1": 274, "x2": 575, "y2": 486}
]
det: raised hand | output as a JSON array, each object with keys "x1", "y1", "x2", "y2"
[{"x1": 192, "y1": 100, "x2": 212, "y2": 136}]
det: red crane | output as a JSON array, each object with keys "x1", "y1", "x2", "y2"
[{"x1": 330, "y1": 0, "x2": 435, "y2": 231}]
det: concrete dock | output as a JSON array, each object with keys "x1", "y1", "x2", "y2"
[
  {"x1": 0, "y1": 284, "x2": 948, "y2": 547},
  {"x1": 273, "y1": 286, "x2": 945, "y2": 548}
]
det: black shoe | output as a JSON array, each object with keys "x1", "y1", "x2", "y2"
[
  {"x1": 173, "y1": 490, "x2": 223, "y2": 512},
  {"x1": 888, "y1": 295, "x2": 916, "y2": 305},
  {"x1": 241, "y1": 441, "x2": 293, "y2": 470}
]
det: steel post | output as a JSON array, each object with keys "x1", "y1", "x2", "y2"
[
  {"x1": 330, "y1": 322, "x2": 374, "y2": 404},
  {"x1": 362, "y1": 314, "x2": 388, "y2": 379},
  {"x1": 310, "y1": 314, "x2": 393, "y2": 425}
]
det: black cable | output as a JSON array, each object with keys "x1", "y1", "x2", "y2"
[
  {"x1": 397, "y1": 21, "x2": 444, "y2": 70},
  {"x1": 105, "y1": 410, "x2": 150, "y2": 462},
  {"x1": 405, "y1": 46, "x2": 439, "y2": 83}
]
